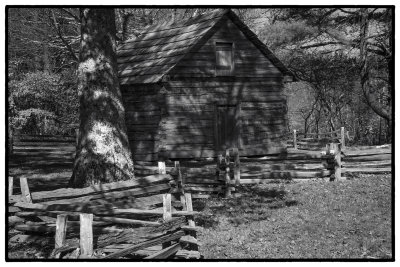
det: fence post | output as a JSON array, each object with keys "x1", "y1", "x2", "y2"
[
  {"x1": 184, "y1": 192, "x2": 198, "y2": 250},
  {"x1": 184, "y1": 193, "x2": 195, "y2": 227},
  {"x1": 175, "y1": 161, "x2": 183, "y2": 191},
  {"x1": 163, "y1": 193, "x2": 172, "y2": 222},
  {"x1": 162, "y1": 193, "x2": 172, "y2": 249},
  {"x1": 9, "y1": 128, "x2": 13, "y2": 155},
  {"x1": 335, "y1": 143, "x2": 342, "y2": 181},
  {"x1": 233, "y1": 148, "x2": 240, "y2": 186},
  {"x1": 341, "y1": 127, "x2": 345, "y2": 149},
  {"x1": 54, "y1": 214, "x2": 68, "y2": 258},
  {"x1": 20, "y1": 177, "x2": 32, "y2": 203},
  {"x1": 328, "y1": 143, "x2": 342, "y2": 181},
  {"x1": 9, "y1": 176, "x2": 14, "y2": 197},
  {"x1": 75, "y1": 128, "x2": 79, "y2": 147},
  {"x1": 158, "y1": 161, "x2": 166, "y2": 175},
  {"x1": 293, "y1": 129, "x2": 297, "y2": 149},
  {"x1": 79, "y1": 213, "x2": 93, "y2": 258},
  {"x1": 225, "y1": 149, "x2": 231, "y2": 198}
]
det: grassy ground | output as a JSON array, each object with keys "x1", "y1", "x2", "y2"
[{"x1": 195, "y1": 174, "x2": 392, "y2": 259}]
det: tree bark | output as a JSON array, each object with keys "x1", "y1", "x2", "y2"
[
  {"x1": 359, "y1": 8, "x2": 392, "y2": 123},
  {"x1": 69, "y1": 8, "x2": 135, "y2": 188}
]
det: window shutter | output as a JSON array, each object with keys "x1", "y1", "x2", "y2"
[{"x1": 216, "y1": 42, "x2": 233, "y2": 76}]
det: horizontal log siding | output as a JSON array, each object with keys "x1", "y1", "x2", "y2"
[
  {"x1": 162, "y1": 78, "x2": 287, "y2": 158},
  {"x1": 121, "y1": 84, "x2": 162, "y2": 162},
  {"x1": 169, "y1": 18, "x2": 282, "y2": 79}
]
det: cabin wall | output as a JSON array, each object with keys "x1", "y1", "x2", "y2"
[
  {"x1": 161, "y1": 18, "x2": 288, "y2": 159},
  {"x1": 161, "y1": 79, "x2": 287, "y2": 159},
  {"x1": 120, "y1": 84, "x2": 163, "y2": 162}
]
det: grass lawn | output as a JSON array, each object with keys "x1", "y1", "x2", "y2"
[{"x1": 195, "y1": 174, "x2": 392, "y2": 259}]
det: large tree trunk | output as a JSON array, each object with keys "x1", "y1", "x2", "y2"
[
  {"x1": 69, "y1": 8, "x2": 135, "y2": 188},
  {"x1": 359, "y1": 8, "x2": 392, "y2": 123}
]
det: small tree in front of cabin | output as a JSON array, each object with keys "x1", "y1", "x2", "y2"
[{"x1": 69, "y1": 8, "x2": 135, "y2": 188}]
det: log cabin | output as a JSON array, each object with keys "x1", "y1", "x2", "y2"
[{"x1": 117, "y1": 9, "x2": 294, "y2": 163}]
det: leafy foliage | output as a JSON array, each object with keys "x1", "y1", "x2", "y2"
[{"x1": 9, "y1": 71, "x2": 78, "y2": 135}]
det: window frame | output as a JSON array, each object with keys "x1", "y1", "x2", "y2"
[{"x1": 214, "y1": 41, "x2": 235, "y2": 77}]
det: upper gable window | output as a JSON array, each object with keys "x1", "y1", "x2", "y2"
[{"x1": 215, "y1": 42, "x2": 234, "y2": 76}]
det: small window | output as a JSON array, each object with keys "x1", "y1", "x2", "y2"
[{"x1": 215, "y1": 42, "x2": 234, "y2": 76}]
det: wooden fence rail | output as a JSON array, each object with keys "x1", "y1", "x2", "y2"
[
  {"x1": 8, "y1": 171, "x2": 202, "y2": 259},
  {"x1": 288, "y1": 127, "x2": 348, "y2": 151}
]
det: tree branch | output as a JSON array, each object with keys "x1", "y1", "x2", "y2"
[
  {"x1": 59, "y1": 8, "x2": 80, "y2": 22},
  {"x1": 51, "y1": 10, "x2": 78, "y2": 62}
]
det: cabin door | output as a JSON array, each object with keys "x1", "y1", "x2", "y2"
[{"x1": 216, "y1": 105, "x2": 240, "y2": 152}]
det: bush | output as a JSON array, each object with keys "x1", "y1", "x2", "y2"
[{"x1": 9, "y1": 71, "x2": 78, "y2": 135}]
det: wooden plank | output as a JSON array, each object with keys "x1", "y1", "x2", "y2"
[
  {"x1": 343, "y1": 154, "x2": 391, "y2": 162},
  {"x1": 9, "y1": 176, "x2": 13, "y2": 197},
  {"x1": 184, "y1": 193, "x2": 195, "y2": 228},
  {"x1": 191, "y1": 193, "x2": 214, "y2": 199},
  {"x1": 14, "y1": 223, "x2": 121, "y2": 235},
  {"x1": 144, "y1": 243, "x2": 181, "y2": 259},
  {"x1": 163, "y1": 193, "x2": 172, "y2": 222},
  {"x1": 13, "y1": 202, "x2": 198, "y2": 217},
  {"x1": 29, "y1": 174, "x2": 172, "y2": 202},
  {"x1": 331, "y1": 143, "x2": 342, "y2": 181},
  {"x1": 342, "y1": 167, "x2": 391, "y2": 173},
  {"x1": 94, "y1": 217, "x2": 161, "y2": 226},
  {"x1": 54, "y1": 215, "x2": 68, "y2": 258},
  {"x1": 342, "y1": 160, "x2": 391, "y2": 168},
  {"x1": 79, "y1": 213, "x2": 93, "y2": 258},
  {"x1": 52, "y1": 217, "x2": 188, "y2": 256},
  {"x1": 9, "y1": 215, "x2": 24, "y2": 225},
  {"x1": 34, "y1": 183, "x2": 171, "y2": 206},
  {"x1": 240, "y1": 170, "x2": 332, "y2": 179},
  {"x1": 179, "y1": 235, "x2": 200, "y2": 247},
  {"x1": 9, "y1": 206, "x2": 21, "y2": 213},
  {"x1": 240, "y1": 163, "x2": 327, "y2": 172},
  {"x1": 293, "y1": 130, "x2": 298, "y2": 150},
  {"x1": 167, "y1": 79, "x2": 283, "y2": 87},
  {"x1": 19, "y1": 177, "x2": 32, "y2": 203},
  {"x1": 343, "y1": 148, "x2": 391, "y2": 157},
  {"x1": 158, "y1": 161, "x2": 167, "y2": 175},
  {"x1": 175, "y1": 249, "x2": 201, "y2": 259},
  {"x1": 103, "y1": 230, "x2": 185, "y2": 259},
  {"x1": 184, "y1": 186, "x2": 222, "y2": 193}
]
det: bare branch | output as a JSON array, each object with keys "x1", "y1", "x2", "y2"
[{"x1": 51, "y1": 10, "x2": 78, "y2": 62}]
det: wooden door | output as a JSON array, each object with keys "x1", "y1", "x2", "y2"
[{"x1": 216, "y1": 105, "x2": 240, "y2": 151}]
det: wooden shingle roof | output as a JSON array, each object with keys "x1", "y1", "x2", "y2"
[{"x1": 117, "y1": 9, "x2": 294, "y2": 85}]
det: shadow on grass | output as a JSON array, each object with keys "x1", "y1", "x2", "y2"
[{"x1": 194, "y1": 184, "x2": 299, "y2": 229}]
